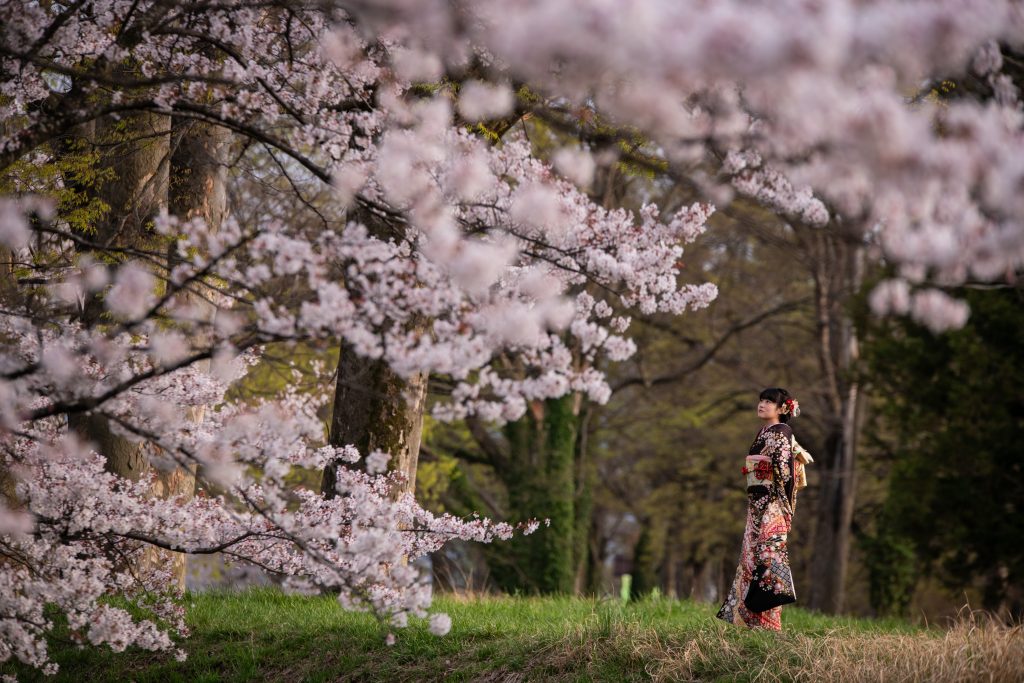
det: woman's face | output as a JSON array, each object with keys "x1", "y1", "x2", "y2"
[{"x1": 757, "y1": 398, "x2": 781, "y2": 421}]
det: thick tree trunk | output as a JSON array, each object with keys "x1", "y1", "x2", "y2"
[
  {"x1": 808, "y1": 397, "x2": 861, "y2": 612},
  {"x1": 146, "y1": 116, "x2": 230, "y2": 588},
  {"x1": 807, "y1": 241, "x2": 865, "y2": 613},
  {"x1": 321, "y1": 341, "x2": 428, "y2": 499},
  {"x1": 64, "y1": 111, "x2": 231, "y2": 590},
  {"x1": 68, "y1": 110, "x2": 170, "y2": 479},
  {"x1": 58, "y1": 110, "x2": 175, "y2": 592}
]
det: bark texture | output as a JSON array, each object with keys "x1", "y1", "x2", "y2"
[
  {"x1": 807, "y1": 236, "x2": 866, "y2": 613},
  {"x1": 149, "y1": 116, "x2": 231, "y2": 587},
  {"x1": 322, "y1": 341, "x2": 428, "y2": 499},
  {"x1": 68, "y1": 110, "x2": 170, "y2": 480}
]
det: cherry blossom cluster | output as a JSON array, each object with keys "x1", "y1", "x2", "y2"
[
  {"x1": 340, "y1": 0, "x2": 1024, "y2": 330},
  {"x1": 1, "y1": 319, "x2": 528, "y2": 672},
  {"x1": 251, "y1": 122, "x2": 719, "y2": 421},
  {"x1": 0, "y1": 1, "x2": 718, "y2": 675}
]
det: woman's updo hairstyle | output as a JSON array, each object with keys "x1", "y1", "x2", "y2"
[{"x1": 759, "y1": 387, "x2": 794, "y2": 424}]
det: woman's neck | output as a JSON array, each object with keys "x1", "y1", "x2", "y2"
[{"x1": 761, "y1": 417, "x2": 780, "y2": 427}]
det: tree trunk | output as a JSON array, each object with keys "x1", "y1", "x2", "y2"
[
  {"x1": 68, "y1": 110, "x2": 170, "y2": 478},
  {"x1": 584, "y1": 513, "x2": 605, "y2": 595},
  {"x1": 322, "y1": 341, "x2": 428, "y2": 499},
  {"x1": 663, "y1": 530, "x2": 679, "y2": 599},
  {"x1": 146, "y1": 116, "x2": 230, "y2": 588},
  {"x1": 630, "y1": 520, "x2": 659, "y2": 599},
  {"x1": 694, "y1": 558, "x2": 721, "y2": 603},
  {"x1": 64, "y1": 111, "x2": 232, "y2": 591},
  {"x1": 572, "y1": 399, "x2": 595, "y2": 594},
  {"x1": 807, "y1": 240, "x2": 865, "y2": 613},
  {"x1": 492, "y1": 395, "x2": 578, "y2": 594}
]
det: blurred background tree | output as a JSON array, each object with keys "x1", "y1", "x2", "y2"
[{"x1": 858, "y1": 284, "x2": 1024, "y2": 618}]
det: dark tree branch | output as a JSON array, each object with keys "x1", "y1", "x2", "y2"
[
  {"x1": 613, "y1": 296, "x2": 811, "y2": 392},
  {"x1": 465, "y1": 415, "x2": 509, "y2": 472}
]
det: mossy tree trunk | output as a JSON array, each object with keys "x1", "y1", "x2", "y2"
[
  {"x1": 321, "y1": 202, "x2": 429, "y2": 499},
  {"x1": 489, "y1": 395, "x2": 581, "y2": 594},
  {"x1": 572, "y1": 401, "x2": 596, "y2": 594},
  {"x1": 630, "y1": 523, "x2": 659, "y2": 599}
]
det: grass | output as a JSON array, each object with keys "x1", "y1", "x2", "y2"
[{"x1": 3, "y1": 590, "x2": 1022, "y2": 682}]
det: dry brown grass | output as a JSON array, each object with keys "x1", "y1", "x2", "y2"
[
  {"x1": 678, "y1": 618, "x2": 1021, "y2": 682},
  {"x1": 769, "y1": 616, "x2": 1024, "y2": 683},
  {"x1": 536, "y1": 609, "x2": 1024, "y2": 682}
]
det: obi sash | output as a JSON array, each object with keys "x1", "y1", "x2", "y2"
[{"x1": 743, "y1": 455, "x2": 772, "y2": 488}]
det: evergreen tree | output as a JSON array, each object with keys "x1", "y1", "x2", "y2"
[{"x1": 860, "y1": 286, "x2": 1024, "y2": 616}]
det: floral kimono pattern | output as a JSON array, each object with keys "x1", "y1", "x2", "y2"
[{"x1": 716, "y1": 422, "x2": 797, "y2": 630}]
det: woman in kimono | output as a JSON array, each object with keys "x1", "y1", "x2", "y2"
[{"x1": 716, "y1": 387, "x2": 807, "y2": 630}]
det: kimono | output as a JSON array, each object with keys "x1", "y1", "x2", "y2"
[{"x1": 716, "y1": 422, "x2": 797, "y2": 630}]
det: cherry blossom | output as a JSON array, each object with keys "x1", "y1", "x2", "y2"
[
  {"x1": 428, "y1": 612, "x2": 452, "y2": 636},
  {"x1": 457, "y1": 81, "x2": 515, "y2": 122}
]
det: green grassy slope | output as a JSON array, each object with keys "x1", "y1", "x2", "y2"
[{"x1": 6, "y1": 590, "x2": 1019, "y2": 682}]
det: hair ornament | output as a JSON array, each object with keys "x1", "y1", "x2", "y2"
[{"x1": 780, "y1": 397, "x2": 801, "y2": 417}]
